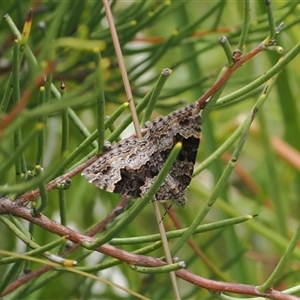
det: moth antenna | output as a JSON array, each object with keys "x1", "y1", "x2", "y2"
[{"x1": 159, "y1": 200, "x2": 175, "y2": 224}]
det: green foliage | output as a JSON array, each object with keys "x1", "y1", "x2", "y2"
[{"x1": 1, "y1": 1, "x2": 300, "y2": 299}]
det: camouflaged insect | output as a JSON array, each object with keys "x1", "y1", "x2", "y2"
[{"x1": 82, "y1": 102, "x2": 201, "y2": 207}]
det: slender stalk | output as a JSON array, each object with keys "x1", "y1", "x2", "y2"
[
  {"x1": 93, "y1": 50, "x2": 105, "y2": 153},
  {"x1": 35, "y1": 165, "x2": 48, "y2": 213},
  {"x1": 12, "y1": 39, "x2": 26, "y2": 181},
  {"x1": 129, "y1": 261, "x2": 185, "y2": 274},
  {"x1": 36, "y1": 87, "x2": 46, "y2": 165},
  {"x1": 141, "y1": 68, "x2": 173, "y2": 126},
  {"x1": 219, "y1": 36, "x2": 234, "y2": 66},
  {"x1": 153, "y1": 201, "x2": 181, "y2": 300},
  {"x1": 110, "y1": 215, "x2": 255, "y2": 245},
  {"x1": 103, "y1": 0, "x2": 142, "y2": 138},
  {"x1": 60, "y1": 80, "x2": 69, "y2": 156},
  {"x1": 237, "y1": 0, "x2": 251, "y2": 51},
  {"x1": 58, "y1": 80, "x2": 68, "y2": 234}
]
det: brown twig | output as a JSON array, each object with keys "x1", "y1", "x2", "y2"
[
  {"x1": 20, "y1": 155, "x2": 99, "y2": 202},
  {"x1": 197, "y1": 42, "x2": 265, "y2": 108}
]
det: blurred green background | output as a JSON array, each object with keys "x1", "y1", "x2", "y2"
[{"x1": 1, "y1": 1, "x2": 300, "y2": 299}]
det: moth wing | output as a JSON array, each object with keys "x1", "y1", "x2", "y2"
[{"x1": 82, "y1": 138, "x2": 155, "y2": 195}]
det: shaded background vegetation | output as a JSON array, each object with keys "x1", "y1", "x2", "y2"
[{"x1": 1, "y1": 1, "x2": 300, "y2": 299}]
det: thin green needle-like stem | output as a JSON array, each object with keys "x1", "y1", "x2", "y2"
[
  {"x1": 36, "y1": 87, "x2": 46, "y2": 165},
  {"x1": 94, "y1": 50, "x2": 105, "y2": 153},
  {"x1": 12, "y1": 39, "x2": 26, "y2": 181},
  {"x1": 153, "y1": 201, "x2": 181, "y2": 300},
  {"x1": 129, "y1": 261, "x2": 185, "y2": 274},
  {"x1": 58, "y1": 189, "x2": 67, "y2": 227},
  {"x1": 78, "y1": 241, "x2": 163, "y2": 272},
  {"x1": 35, "y1": 165, "x2": 48, "y2": 213},
  {"x1": 141, "y1": 68, "x2": 173, "y2": 126},
  {"x1": 219, "y1": 36, "x2": 234, "y2": 66},
  {"x1": 237, "y1": 0, "x2": 250, "y2": 51},
  {"x1": 60, "y1": 80, "x2": 69, "y2": 156},
  {"x1": 58, "y1": 80, "x2": 68, "y2": 230},
  {"x1": 265, "y1": 0, "x2": 277, "y2": 42},
  {"x1": 110, "y1": 215, "x2": 255, "y2": 245}
]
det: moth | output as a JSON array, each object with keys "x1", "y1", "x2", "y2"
[{"x1": 82, "y1": 102, "x2": 201, "y2": 207}]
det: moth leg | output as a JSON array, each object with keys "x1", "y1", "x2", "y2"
[{"x1": 103, "y1": 141, "x2": 112, "y2": 152}]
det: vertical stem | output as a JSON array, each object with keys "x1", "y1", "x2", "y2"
[
  {"x1": 153, "y1": 202, "x2": 181, "y2": 300},
  {"x1": 94, "y1": 50, "x2": 105, "y2": 153},
  {"x1": 102, "y1": 0, "x2": 142, "y2": 138},
  {"x1": 12, "y1": 39, "x2": 27, "y2": 181}
]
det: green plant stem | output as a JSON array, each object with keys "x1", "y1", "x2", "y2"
[
  {"x1": 152, "y1": 200, "x2": 180, "y2": 300},
  {"x1": 265, "y1": 0, "x2": 277, "y2": 42},
  {"x1": 36, "y1": 87, "x2": 46, "y2": 165},
  {"x1": 141, "y1": 67, "x2": 173, "y2": 126},
  {"x1": 35, "y1": 165, "x2": 48, "y2": 213},
  {"x1": 237, "y1": 0, "x2": 250, "y2": 51},
  {"x1": 219, "y1": 36, "x2": 234, "y2": 66},
  {"x1": 78, "y1": 241, "x2": 163, "y2": 272},
  {"x1": 12, "y1": 39, "x2": 26, "y2": 181},
  {"x1": 83, "y1": 142, "x2": 182, "y2": 249},
  {"x1": 60, "y1": 81, "x2": 69, "y2": 156},
  {"x1": 58, "y1": 189, "x2": 67, "y2": 227},
  {"x1": 58, "y1": 81, "x2": 68, "y2": 231},
  {"x1": 93, "y1": 50, "x2": 105, "y2": 153},
  {"x1": 129, "y1": 261, "x2": 185, "y2": 274},
  {"x1": 216, "y1": 41, "x2": 300, "y2": 107},
  {"x1": 258, "y1": 222, "x2": 300, "y2": 292},
  {"x1": 110, "y1": 215, "x2": 255, "y2": 245}
]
